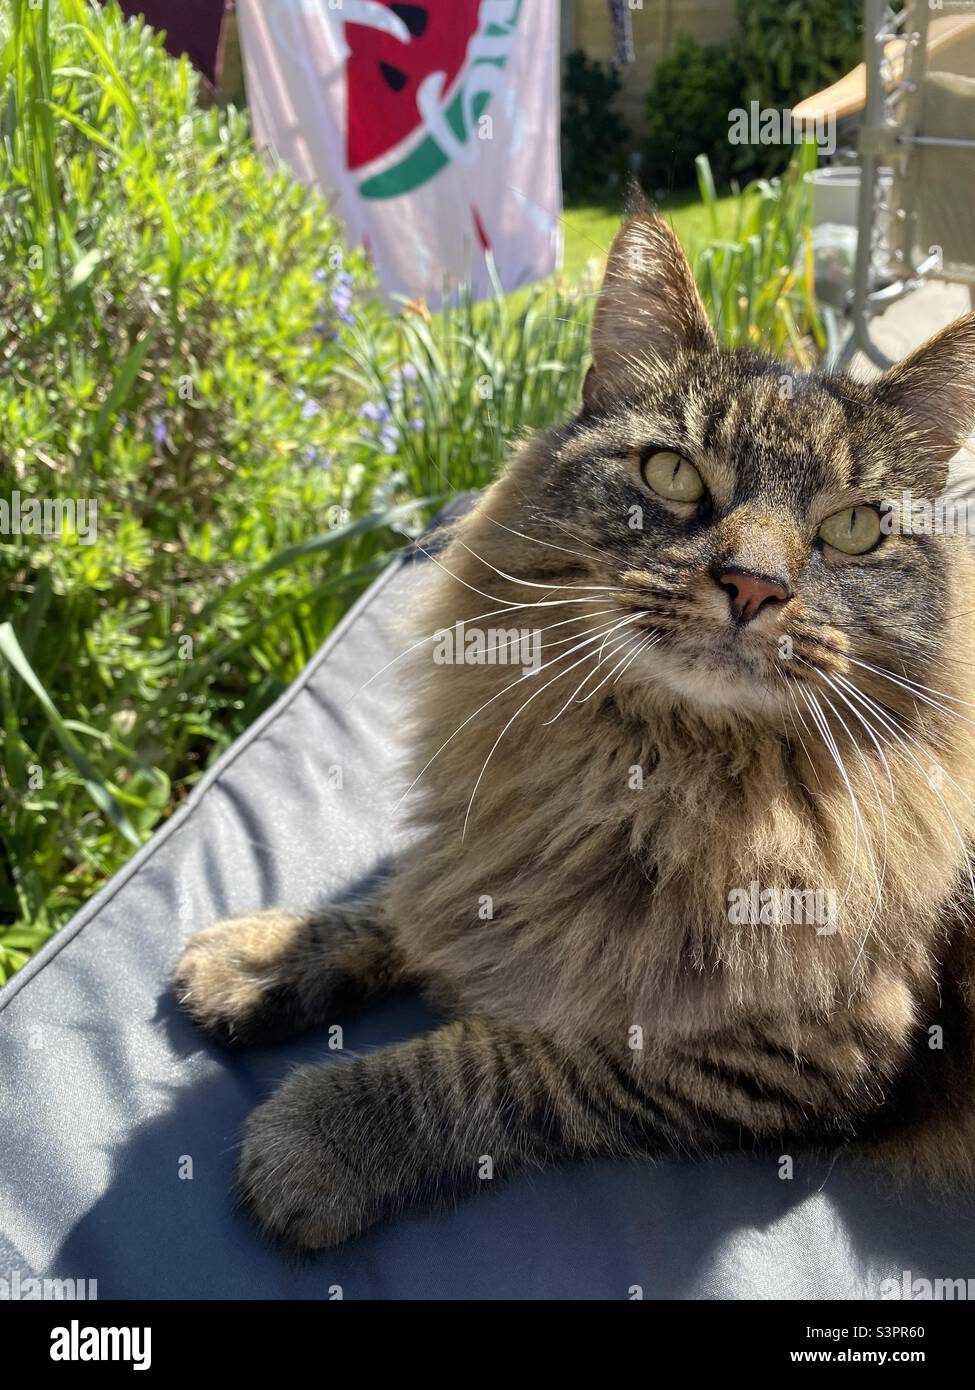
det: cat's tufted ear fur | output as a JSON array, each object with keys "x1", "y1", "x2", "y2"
[
  {"x1": 871, "y1": 312, "x2": 975, "y2": 476},
  {"x1": 584, "y1": 197, "x2": 717, "y2": 410}
]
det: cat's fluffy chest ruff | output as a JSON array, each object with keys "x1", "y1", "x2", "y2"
[{"x1": 389, "y1": 682, "x2": 953, "y2": 1041}]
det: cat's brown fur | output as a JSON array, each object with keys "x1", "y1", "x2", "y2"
[{"x1": 175, "y1": 207, "x2": 975, "y2": 1248}]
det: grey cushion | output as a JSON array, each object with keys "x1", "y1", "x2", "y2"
[{"x1": 1, "y1": 499, "x2": 973, "y2": 1300}]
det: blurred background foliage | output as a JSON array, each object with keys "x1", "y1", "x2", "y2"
[
  {"x1": 564, "y1": 0, "x2": 862, "y2": 197},
  {"x1": 644, "y1": 34, "x2": 746, "y2": 191},
  {"x1": 561, "y1": 48, "x2": 631, "y2": 201},
  {"x1": 0, "y1": 0, "x2": 822, "y2": 981},
  {"x1": 736, "y1": 0, "x2": 863, "y2": 118}
]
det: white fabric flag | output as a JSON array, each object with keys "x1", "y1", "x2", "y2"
[{"x1": 236, "y1": 0, "x2": 563, "y2": 308}]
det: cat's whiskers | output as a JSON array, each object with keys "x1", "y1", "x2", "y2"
[
  {"x1": 453, "y1": 538, "x2": 621, "y2": 594},
  {"x1": 796, "y1": 684, "x2": 880, "y2": 926},
  {"x1": 944, "y1": 604, "x2": 975, "y2": 623},
  {"x1": 837, "y1": 622, "x2": 942, "y2": 653},
  {"x1": 541, "y1": 626, "x2": 643, "y2": 726},
  {"x1": 812, "y1": 680, "x2": 892, "y2": 958},
  {"x1": 799, "y1": 661, "x2": 896, "y2": 802},
  {"x1": 810, "y1": 639, "x2": 975, "y2": 722},
  {"x1": 535, "y1": 607, "x2": 635, "y2": 653},
  {"x1": 542, "y1": 619, "x2": 654, "y2": 725},
  {"x1": 823, "y1": 672, "x2": 973, "y2": 911},
  {"x1": 520, "y1": 507, "x2": 609, "y2": 563},
  {"x1": 832, "y1": 673, "x2": 975, "y2": 907},
  {"x1": 826, "y1": 625, "x2": 950, "y2": 677},
  {"x1": 479, "y1": 510, "x2": 607, "y2": 568},
  {"x1": 850, "y1": 628, "x2": 975, "y2": 680},
  {"x1": 783, "y1": 686, "x2": 824, "y2": 789},
  {"x1": 593, "y1": 620, "x2": 622, "y2": 663},
  {"x1": 395, "y1": 609, "x2": 638, "y2": 815},
  {"x1": 612, "y1": 631, "x2": 663, "y2": 687},
  {"x1": 411, "y1": 539, "x2": 625, "y2": 611},
  {"x1": 344, "y1": 596, "x2": 620, "y2": 707},
  {"x1": 796, "y1": 687, "x2": 865, "y2": 912},
  {"x1": 461, "y1": 612, "x2": 646, "y2": 838},
  {"x1": 843, "y1": 653, "x2": 975, "y2": 721}
]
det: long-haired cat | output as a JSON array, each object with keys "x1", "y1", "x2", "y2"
[{"x1": 175, "y1": 205, "x2": 975, "y2": 1248}]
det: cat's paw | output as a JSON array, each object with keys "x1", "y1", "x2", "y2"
[
  {"x1": 173, "y1": 911, "x2": 306, "y2": 1048},
  {"x1": 238, "y1": 1064, "x2": 380, "y2": 1249}
]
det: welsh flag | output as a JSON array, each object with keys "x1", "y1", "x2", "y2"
[{"x1": 236, "y1": 0, "x2": 562, "y2": 306}]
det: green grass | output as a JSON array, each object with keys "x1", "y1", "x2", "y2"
[{"x1": 558, "y1": 187, "x2": 743, "y2": 284}]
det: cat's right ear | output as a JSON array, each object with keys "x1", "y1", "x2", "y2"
[{"x1": 583, "y1": 203, "x2": 718, "y2": 410}]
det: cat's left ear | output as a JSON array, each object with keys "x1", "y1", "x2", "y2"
[
  {"x1": 871, "y1": 312, "x2": 975, "y2": 473},
  {"x1": 583, "y1": 203, "x2": 717, "y2": 410}
]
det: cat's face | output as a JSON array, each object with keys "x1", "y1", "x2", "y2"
[{"x1": 526, "y1": 208, "x2": 975, "y2": 724}]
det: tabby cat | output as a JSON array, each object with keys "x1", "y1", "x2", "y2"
[{"x1": 175, "y1": 205, "x2": 975, "y2": 1249}]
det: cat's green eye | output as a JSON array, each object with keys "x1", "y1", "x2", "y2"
[
  {"x1": 641, "y1": 450, "x2": 704, "y2": 504},
  {"x1": 818, "y1": 506, "x2": 882, "y2": 555}
]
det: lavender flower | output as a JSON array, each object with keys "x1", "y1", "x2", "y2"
[
  {"x1": 330, "y1": 270, "x2": 355, "y2": 327},
  {"x1": 357, "y1": 366, "x2": 425, "y2": 456},
  {"x1": 311, "y1": 268, "x2": 355, "y2": 339}
]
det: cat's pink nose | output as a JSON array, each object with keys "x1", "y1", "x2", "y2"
[{"x1": 716, "y1": 568, "x2": 791, "y2": 622}]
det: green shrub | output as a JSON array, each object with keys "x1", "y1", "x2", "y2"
[
  {"x1": 643, "y1": 35, "x2": 744, "y2": 192},
  {"x1": 644, "y1": 5, "x2": 862, "y2": 188},
  {"x1": 0, "y1": 0, "x2": 386, "y2": 976},
  {"x1": 736, "y1": 0, "x2": 862, "y2": 115},
  {"x1": 0, "y1": 1, "x2": 596, "y2": 979},
  {"x1": 561, "y1": 50, "x2": 630, "y2": 201}
]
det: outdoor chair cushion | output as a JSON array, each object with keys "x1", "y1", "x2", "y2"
[{"x1": 2, "y1": 497, "x2": 974, "y2": 1301}]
